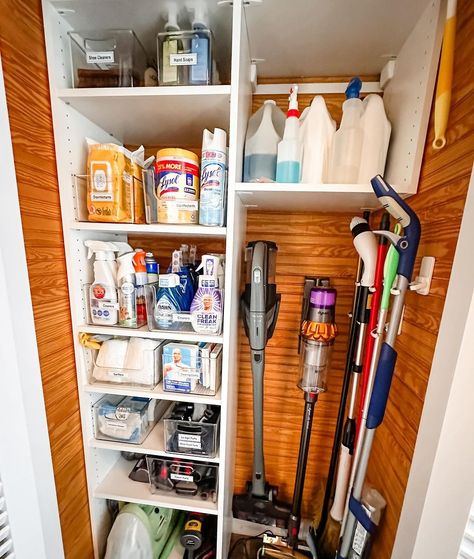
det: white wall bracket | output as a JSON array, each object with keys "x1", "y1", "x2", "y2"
[{"x1": 410, "y1": 256, "x2": 435, "y2": 295}]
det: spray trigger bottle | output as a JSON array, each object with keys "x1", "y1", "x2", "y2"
[
  {"x1": 133, "y1": 249, "x2": 148, "y2": 325},
  {"x1": 117, "y1": 251, "x2": 138, "y2": 328},
  {"x1": 276, "y1": 85, "x2": 302, "y2": 183}
]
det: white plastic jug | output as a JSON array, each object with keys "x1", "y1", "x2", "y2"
[
  {"x1": 300, "y1": 96, "x2": 336, "y2": 183},
  {"x1": 328, "y1": 78, "x2": 363, "y2": 184},
  {"x1": 243, "y1": 100, "x2": 285, "y2": 182},
  {"x1": 358, "y1": 94, "x2": 391, "y2": 183}
]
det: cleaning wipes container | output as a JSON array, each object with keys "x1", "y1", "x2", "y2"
[
  {"x1": 243, "y1": 100, "x2": 285, "y2": 182},
  {"x1": 300, "y1": 96, "x2": 336, "y2": 183}
]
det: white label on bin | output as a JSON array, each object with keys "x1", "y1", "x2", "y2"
[
  {"x1": 170, "y1": 473, "x2": 194, "y2": 482},
  {"x1": 105, "y1": 420, "x2": 127, "y2": 429},
  {"x1": 170, "y1": 53, "x2": 197, "y2": 66},
  {"x1": 86, "y1": 51, "x2": 115, "y2": 64},
  {"x1": 98, "y1": 301, "x2": 119, "y2": 310},
  {"x1": 91, "y1": 192, "x2": 113, "y2": 202},
  {"x1": 178, "y1": 433, "x2": 202, "y2": 450},
  {"x1": 172, "y1": 313, "x2": 192, "y2": 323}
]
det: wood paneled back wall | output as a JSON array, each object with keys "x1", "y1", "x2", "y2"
[
  {"x1": 0, "y1": 1, "x2": 94, "y2": 557},
  {"x1": 235, "y1": 2, "x2": 474, "y2": 558}
]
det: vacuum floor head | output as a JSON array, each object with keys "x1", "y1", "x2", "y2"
[{"x1": 233, "y1": 483, "x2": 291, "y2": 529}]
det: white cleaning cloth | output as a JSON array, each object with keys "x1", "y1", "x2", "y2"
[{"x1": 96, "y1": 338, "x2": 128, "y2": 368}]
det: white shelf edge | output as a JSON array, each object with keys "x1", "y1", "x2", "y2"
[
  {"x1": 94, "y1": 457, "x2": 218, "y2": 515},
  {"x1": 83, "y1": 381, "x2": 222, "y2": 405},
  {"x1": 70, "y1": 221, "x2": 227, "y2": 237},
  {"x1": 89, "y1": 420, "x2": 220, "y2": 463},
  {"x1": 234, "y1": 182, "x2": 376, "y2": 193},
  {"x1": 78, "y1": 324, "x2": 224, "y2": 344},
  {"x1": 57, "y1": 85, "x2": 232, "y2": 99}
]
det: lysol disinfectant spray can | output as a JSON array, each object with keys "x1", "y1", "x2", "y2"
[{"x1": 199, "y1": 128, "x2": 227, "y2": 227}]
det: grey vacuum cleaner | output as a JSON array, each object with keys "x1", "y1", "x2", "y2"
[{"x1": 233, "y1": 240, "x2": 291, "y2": 528}]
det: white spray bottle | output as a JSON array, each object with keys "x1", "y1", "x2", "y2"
[
  {"x1": 200, "y1": 127, "x2": 227, "y2": 227},
  {"x1": 300, "y1": 96, "x2": 336, "y2": 183},
  {"x1": 117, "y1": 251, "x2": 137, "y2": 328},
  {"x1": 84, "y1": 240, "x2": 120, "y2": 326},
  {"x1": 276, "y1": 85, "x2": 302, "y2": 183},
  {"x1": 328, "y1": 77, "x2": 364, "y2": 183}
]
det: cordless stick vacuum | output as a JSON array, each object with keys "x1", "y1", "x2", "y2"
[
  {"x1": 338, "y1": 175, "x2": 421, "y2": 558},
  {"x1": 233, "y1": 240, "x2": 290, "y2": 527},
  {"x1": 287, "y1": 283, "x2": 338, "y2": 549}
]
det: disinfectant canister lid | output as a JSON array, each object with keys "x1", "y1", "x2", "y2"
[{"x1": 156, "y1": 148, "x2": 199, "y2": 164}]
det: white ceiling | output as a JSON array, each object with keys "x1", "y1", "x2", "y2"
[{"x1": 244, "y1": 0, "x2": 432, "y2": 78}]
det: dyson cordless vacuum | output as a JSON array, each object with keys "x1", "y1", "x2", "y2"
[
  {"x1": 288, "y1": 281, "x2": 338, "y2": 550},
  {"x1": 233, "y1": 240, "x2": 290, "y2": 527},
  {"x1": 338, "y1": 175, "x2": 421, "y2": 558}
]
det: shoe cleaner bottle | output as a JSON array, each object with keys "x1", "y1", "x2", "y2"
[
  {"x1": 276, "y1": 85, "x2": 302, "y2": 183},
  {"x1": 199, "y1": 127, "x2": 227, "y2": 226},
  {"x1": 328, "y1": 77, "x2": 364, "y2": 183}
]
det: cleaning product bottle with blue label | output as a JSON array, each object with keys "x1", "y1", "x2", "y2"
[
  {"x1": 199, "y1": 128, "x2": 227, "y2": 227},
  {"x1": 154, "y1": 273, "x2": 187, "y2": 330},
  {"x1": 328, "y1": 77, "x2": 364, "y2": 183},
  {"x1": 187, "y1": 0, "x2": 212, "y2": 85},
  {"x1": 276, "y1": 85, "x2": 303, "y2": 183},
  {"x1": 169, "y1": 250, "x2": 195, "y2": 308},
  {"x1": 84, "y1": 240, "x2": 120, "y2": 326}
]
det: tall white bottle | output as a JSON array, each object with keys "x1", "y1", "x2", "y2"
[
  {"x1": 328, "y1": 77, "x2": 364, "y2": 184},
  {"x1": 300, "y1": 96, "x2": 336, "y2": 183},
  {"x1": 276, "y1": 85, "x2": 303, "y2": 183},
  {"x1": 243, "y1": 100, "x2": 285, "y2": 182},
  {"x1": 199, "y1": 127, "x2": 227, "y2": 226},
  {"x1": 85, "y1": 240, "x2": 120, "y2": 325},
  {"x1": 357, "y1": 94, "x2": 392, "y2": 183}
]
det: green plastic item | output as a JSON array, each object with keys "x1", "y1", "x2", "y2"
[
  {"x1": 381, "y1": 223, "x2": 402, "y2": 310},
  {"x1": 159, "y1": 511, "x2": 186, "y2": 559}
]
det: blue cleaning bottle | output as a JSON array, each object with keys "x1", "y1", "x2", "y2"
[
  {"x1": 276, "y1": 85, "x2": 303, "y2": 183},
  {"x1": 188, "y1": 1, "x2": 212, "y2": 85},
  {"x1": 168, "y1": 249, "x2": 195, "y2": 309},
  {"x1": 154, "y1": 273, "x2": 187, "y2": 330}
]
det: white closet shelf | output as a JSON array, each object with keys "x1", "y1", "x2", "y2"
[
  {"x1": 70, "y1": 221, "x2": 227, "y2": 238},
  {"x1": 234, "y1": 182, "x2": 407, "y2": 213},
  {"x1": 94, "y1": 457, "x2": 218, "y2": 515},
  {"x1": 57, "y1": 86, "x2": 231, "y2": 145},
  {"x1": 84, "y1": 381, "x2": 222, "y2": 406},
  {"x1": 90, "y1": 420, "x2": 220, "y2": 463},
  {"x1": 78, "y1": 324, "x2": 224, "y2": 344}
]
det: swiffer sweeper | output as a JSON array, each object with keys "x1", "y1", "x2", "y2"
[{"x1": 233, "y1": 240, "x2": 290, "y2": 527}]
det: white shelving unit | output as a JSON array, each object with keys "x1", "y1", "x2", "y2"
[{"x1": 40, "y1": 0, "x2": 444, "y2": 557}]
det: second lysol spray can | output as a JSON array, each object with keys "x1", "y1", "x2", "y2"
[
  {"x1": 145, "y1": 252, "x2": 159, "y2": 283},
  {"x1": 199, "y1": 128, "x2": 227, "y2": 227}
]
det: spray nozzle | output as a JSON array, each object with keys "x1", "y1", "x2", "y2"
[
  {"x1": 345, "y1": 77, "x2": 362, "y2": 99},
  {"x1": 165, "y1": 2, "x2": 180, "y2": 31},
  {"x1": 84, "y1": 240, "x2": 121, "y2": 260},
  {"x1": 186, "y1": 0, "x2": 208, "y2": 30},
  {"x1": 287, "y1": 85, "x2": 299, "y2": 117}
]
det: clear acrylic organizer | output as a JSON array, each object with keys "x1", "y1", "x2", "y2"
[
  {"x1": 163, "y1": 413, "x2": 220, "y2": 458},
  {"x1": 147, "y1": 456, "x2": 218, "y2": 502}
]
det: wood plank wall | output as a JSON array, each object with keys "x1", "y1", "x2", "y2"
[
  {"x1": 0, "y1": 1, "x2": 94, "y2": 557},
  {"x1": 235, "y1": 3, "x2": 474, "y2": 558}
]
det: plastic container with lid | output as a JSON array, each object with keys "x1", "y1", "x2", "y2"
[
  {"x1": 69, "y1": 29, "x2": 147, "y2": 88},
  {"x1": 153, "y1": 148, "x2": 200, "y2": 224}
]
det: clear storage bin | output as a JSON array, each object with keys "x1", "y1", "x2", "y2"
[
  {"x1": 157, "y1": 30, "x2": 213, "y2": 86},
  {"x1": 145, "y1": 283, "x2": 223, "y2": 335},
  {"x1": 69, "y1": 29, "x2": 147, "y2": 88},
  {"x1": 91, "y1": 338, "x2": 164, "y2": 388},
  {"x1": 93, "y1": 396, "x2": 168, "y2": 444},
  {"x1": 147, "y1": 456, "x2": 218, "y2": 502},
  {"x1": 163, "y1": 403, "x2": 220, "y2": 458},
  {"x1": 74, "y1": 174, "x2": 146, "y2": 224},
  {"x1": 84, "y1": 284, "x2": 147, "y2": 329},
  {"x1": 162, "y1": 342, "x2": 222, "y2": 396}
]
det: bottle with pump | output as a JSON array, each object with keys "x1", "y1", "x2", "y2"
[
  {"x1": 276, "y1": 85, "x2": 303, "y2": 183},
  {"x1": 328, "y1": 77, "x2": 364, "y2": 183},
  {"x1": 187, "y1": 0, "x2": 212, "y2": 85},
  {"x1": 160, "y1": 3, "x2": 182, "y2": 86},
  {"x1": 243, "y1": 100, "x2": 285, "y2": 182},
  {"x1": 133, "y1": 249, "x2": 148, "y2": 326},
  {"x1": 84, "y1": 240, "x2": 120, "y2": 326},
  {"x1": 300, "y1": 96, "x2": 336, "y2": 183},
  {"x1": 357, "y1": 94, "x2": 391, "y2": 183},
  {"x1": 117, "y1": 252, "x2": 138, "y2": 328},
  {"x1": 199, "y1": 127, "x2": 227, "y2": 226}
]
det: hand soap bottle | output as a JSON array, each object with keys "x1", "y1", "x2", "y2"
[
  {"x1": 160, "y1": 3, "x2": 182, "y2": 86},
  {"x1": 187, "y1": 0, "x2": 212, "y2": 85}
]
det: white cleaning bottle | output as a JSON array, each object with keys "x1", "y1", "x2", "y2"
[
  {"x1": 328, "y1": 77, "x2": 364, "y2": 184},
  {"x1": 84, "y1": 240, "x2": 120, "y2": 326},
  {"x1": 199, "y1": 127, "x2": 227, "y2": 226},
  {"x1": 276, "y1": 85, "x2": 303, "y2": 183},
  {"x1": 300, "y1": 96, "x2": 336, "y2": 183},
  {"x1": 243, "y1": 100, "x2": 285, "y2": 182},
  {"x1": 117, "y1": 251, "x2": 138, "y2": 328},
  {"x1": 357, "y1": 94, "x2": 391, "y2": 183}
]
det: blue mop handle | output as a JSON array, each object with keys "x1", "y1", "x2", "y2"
[
  {"x1": 366, "y1": 343, "x2": 397, "y2": 429},
  {"x1": 371, "y1": 175, "x2": 421, "y2": 281}
]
